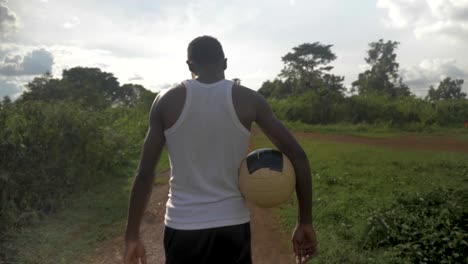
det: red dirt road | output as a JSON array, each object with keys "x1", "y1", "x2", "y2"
[{"x1": 88, "y1": 172, "x2": 294, "y2": 264}]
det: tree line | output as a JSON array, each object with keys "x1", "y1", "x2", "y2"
[
  {"x1": 258, "y1": 39, "x2": 467, "y2": 127},
  {"x1": 0, "y1": 68, "x2": 156, "y2": 257}
]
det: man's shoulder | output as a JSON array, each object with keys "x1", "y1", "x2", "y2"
[
  {"x1": 150, "y1": 83, "x2": 186, "y2": 118},
  {"x1": 159, "y1": 83, "x2": 185, "y2": 98},
  {"x1": 232, "y1": 83, "x2": 262, "y2": 105},
  {"x1": 232, "y1": 82, "x2": 256, "y2": 96},
  {"x1": 156, "y1": 83, "x2": 185, "y2": 106}
]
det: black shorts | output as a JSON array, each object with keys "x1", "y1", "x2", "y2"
[{"x1": 163, "y1": 222, "x2": 252, "y2": 264}]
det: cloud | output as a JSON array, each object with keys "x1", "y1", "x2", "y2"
[
  {"x1": 93, "y1": 63, "x2": 110, "y2": 69},
  {"x1": 0, "y1": 78, "x2": 23, "y2": 99},
  {"x1": 63, "y1": 17, "x2": 80, "y2": 29},
  {"x1": 377, "y1": 0, "x2": 468, "y2": 42},
  {"x1": 128, "y1": 74, "x2": 143, "y2": 82},
  {"x1": 0, "y1": 48, "x2": 54, "y2": 76},
  {"x1": 0, "y1": 0, "x2": 17, "y2": 39},
  {"x1": 401, "y1": 58, "x2": 468, "y2": 96},
  {"x1": 414, "y1": 20, "x2": 468, "y2": 40},
  {"x1": 155, "y1": 83, "x2": 178, "y2": 90},
  {"x1": 377, "y1": 0, "x2": 429, "y2": 28}
]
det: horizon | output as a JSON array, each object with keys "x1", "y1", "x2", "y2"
[{"x1": 1, "y1": 0, "x2": 468, "y2": 99}]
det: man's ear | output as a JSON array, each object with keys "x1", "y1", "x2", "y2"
[
  {"x1": 187, "y1": 60, "x2": 195, "y2": 74},
  {"x1": 223, "y1": 58, "x2": 227, "y2": 70}
]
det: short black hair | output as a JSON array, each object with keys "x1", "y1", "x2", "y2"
[{"x1": 187, "y1": 36, "x2": 225, "y2": 65}]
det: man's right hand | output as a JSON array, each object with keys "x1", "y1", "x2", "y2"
[
  {"x1": 291, "y1": 223, "x2": 317, "y2": 264},
  {"x1": 123, "y1": 239, "x2": 147, "y2": 264}
]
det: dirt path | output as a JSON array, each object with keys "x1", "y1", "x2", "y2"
[
  {"x1": 294, "y1": 132, "x2": 468, "y2": 153},
  {"x1": 89, "y1": 171, "x2": 294, "y2": 264},
  {"x1": 89, "y1": 131, "x2": 467, "y2": 264}
]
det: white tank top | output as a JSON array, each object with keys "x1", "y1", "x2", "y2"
[{"x1": 163, "y1": 79, "x2": 251, "y2": 230}]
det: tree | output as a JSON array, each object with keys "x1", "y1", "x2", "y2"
[
  {"x1": 2, "y1": 96, "x2": 11, "y2": 105},
  {"x1": 19, "y1": 67, "x2": 156, "y2": 110},
  {"x1": 352, "y1": 39, "x2": 411, "y2": 97},
  {"x1": 258, "y1": 79, "x2": 291, "y2": 98},
  {"x1": 280, "y1": 42, "x2": 336, "y2": 80},
  {"x1": 426, "y1": 77, "x2": 466, "y2": 101},
  {"x1": 20, "y1": 72, "x2": 78, "y2": 103},
  {"x1": 259, "y1": 42, "x2": 345, "y2": 98},
  {"x1": 232, "y1": 78, "x2": 241, "y2": 85},
  {"x1": 114, "y1": 84, "x2": 153, "y2": 108},
  {"x1": 61, "y1": 67, "x2": 120, "y2": 109}
]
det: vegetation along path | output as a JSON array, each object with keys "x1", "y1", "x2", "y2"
[
  {"x1": 89, "y1": 131, "x2": 467, "y2": 263},
  {"x1": 294, "y1": 132, "x2": 468, "y2": 154}
]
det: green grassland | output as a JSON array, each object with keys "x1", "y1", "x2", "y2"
[
  {"x1": 283, "y1": 121, "x2": 468, "y2": 141},
  {"x1": 251, "y1": 132, "x2": 468, "y2": 263},
  {"x1": 3, "y1": 151, "x2": 170, "y2": 264},
  {"x1": 4, "y1": 131, "x2": 468, "y2": 263}
]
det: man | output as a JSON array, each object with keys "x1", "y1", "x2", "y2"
[{"x1": 124, "y1": 36, "x2": 317, "y2": 264}]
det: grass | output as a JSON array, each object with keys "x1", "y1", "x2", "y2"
[
  {"x1": 3, "y1": 176, "x2": 134, "y2": 264},
  {"x1": 283, "y1": 121, "x2": 468, "y2": 140},
  {"x1": 5, "y1": 126, "x2": 468, "y2": 263},
  {"x1": 3, "y1": 152, "x2": 170, "y2": 264},
  {"x1": 251, "y1": 131, "x2": 468, "y2": 264}
]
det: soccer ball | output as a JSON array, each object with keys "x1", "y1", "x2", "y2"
[{"x1": 239, "y1": 148, "x2": 296, "y2": 208}]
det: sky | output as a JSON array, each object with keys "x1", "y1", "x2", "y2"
[{"x1": 1, "y1": 0, "x2": 468, "y2": 99}]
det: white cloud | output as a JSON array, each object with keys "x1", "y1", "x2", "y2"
[
  {"x1": 358, "y1": 63, "x2": 371, "y2": 72},
  {"x1": 0, "y1": 48, "x2": 54, "y2": 76},
  {"x1": 377, "y1": 0, "x2": 468, "y2": 42},
  {"x1": 128, "y1": 73, "x2": 143, "y2": 82},
  {"x1": 63, "y1": 17, "x2": 80, "y2": 29},
  {"x1": 377, "y1": 0, "x2": 429, "y2": 28},
  {"x1": 401, "y1": 58, "x2": 468, "y2": 96},
  {"x1": 155, "y1": 83, "x2": 179, "y2": 90},
  {"x1": 0, "y1": 0, "x2": 17, "y2": 40},
  {"x1": 414, "y1": 20, "x2": 468, "y2": 40}
]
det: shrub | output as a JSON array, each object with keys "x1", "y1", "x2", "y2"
[
  {"x1": 362, "y1": 189, "x2": 468, "y2": 263},
  {"x1": 0, "y1": 101, "x2": 148, "y2": 234},
  {"x1": 268, "y1": 93, "x2": 468, "y2": 128}
]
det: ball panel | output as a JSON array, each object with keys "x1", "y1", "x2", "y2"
[
  {"x1": 240, "y1": 170, "x2": 292, "y2": 192},
  {"x1": 246, "y1": 148, "x2": 283, "y2": 174},
  {"x1": 246, "y1": 190, "x2": 291, "y2": 208}
]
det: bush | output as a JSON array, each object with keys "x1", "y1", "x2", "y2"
[
  {"x1": 269, "y1": 91, "x2": 347, "y2": 124},
  {"x1": 434, "y1": 99, "x2": 468, "y2": 126},
  {"x1": 0, "y1": 101, "x2": 148, "y2": 235},
  {"x1": 268, "y1": 93, "x2": 468, "y2": 128},
  {"x1": 362, "y1": 189, "x2": 468, "y2": 263}
]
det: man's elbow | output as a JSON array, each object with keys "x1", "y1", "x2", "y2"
[
  {"x1": 135, "y1": 170, "x2": 155, "y2": 184},
  {"x1": 285, "y1": 147, "x2": 307, "y2": 164}
]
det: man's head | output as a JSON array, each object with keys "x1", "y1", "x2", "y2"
[{"x1": 187, "y1": 36, "x2": 226, "y2": 76}]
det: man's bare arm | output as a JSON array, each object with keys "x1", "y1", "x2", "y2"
[
  {"x1": 254, "y1": 93, "x2": 313, "y2": 224},
  {"x1": 125, "y1": 95, "x2": 166, "y2": 240}
]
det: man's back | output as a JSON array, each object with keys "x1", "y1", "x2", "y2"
[
  {"x1": 159, "y1": 81, "x2": 256, "y2": 133},
  {"x1": 162, "y1": 79, "x2": 252, "y2": 230}
]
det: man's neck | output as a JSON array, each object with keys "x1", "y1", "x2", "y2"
[{"x1": 195, "y1": 72, "x2": 225, "y2": 84}]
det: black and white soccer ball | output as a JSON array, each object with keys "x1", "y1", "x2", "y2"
[{"x1": 239, "y1": 148, "x2": 296, "y2": 208}]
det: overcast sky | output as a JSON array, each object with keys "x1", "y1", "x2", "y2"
[{"x1": 1, "y1": 0, "x2": 468, "y2": 99}]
